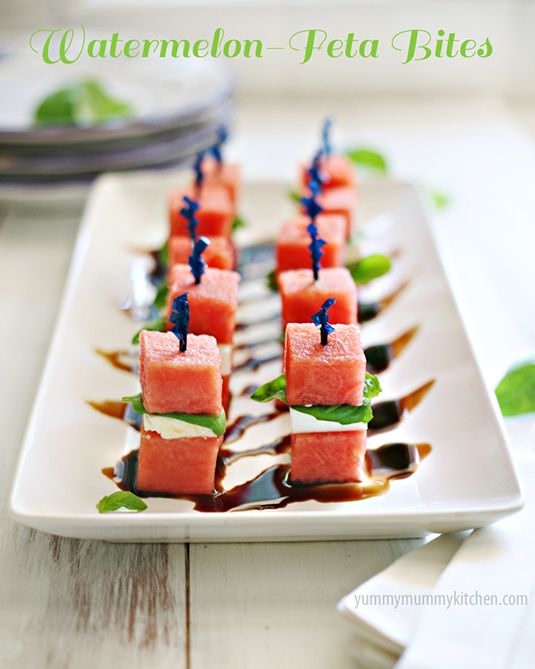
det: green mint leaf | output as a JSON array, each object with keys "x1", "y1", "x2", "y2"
[
  {"x1": 158, "y1": 241, "x2": 169, "y2": 268},
  {"x1": 345, "y1": 148, "x2": 388, "y2": 174},
  {"x1": 347, "y1": 254, "x2": 392, "y2": 285},
  {"x1": 364, "y1": 372, "x2": 382, "y2": 401},
  {"x1": 132, "y1": 315, "x2": 167, "y2": 345},
  {"x1": 232, "y1": 215, "x2": 246, "y2": 232},
  {"x1": 121, "y1": 393, "x2": 227, "y2": 435},
  {"x1": 251, "y1": 374, "x2": 288, "y2": 404},
  {"x1": 292, "y1": 403, "x2": 373, "y2": 424},
  {"x1": 288, "y1": 189, "x2": 301, "y2": 203},
  {"x1": 35, "y1": 79, "x2": 133, "y2": 128},
  {"x1": 429, "y1": 189, "x2": 451, "y2": 210},
  {"x1": 97, "y1": 491, "x2": 147, "y2": 514},
  {"x1": 496, "y1": 362, "x2": 535, "y2": 417},
  {"x1": 122, "y1": 392, "x2": 145, "y2": 413},
  {"x1": 154, "y1": 282, "x2": 168, "y2": 309},
  {"x1": 266, "y1": 268, "x2": 278, "y2": 293}
]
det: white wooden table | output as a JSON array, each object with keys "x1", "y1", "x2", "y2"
[{"x1": 2, "y1": 98, "x2": 534, "y2": 668}]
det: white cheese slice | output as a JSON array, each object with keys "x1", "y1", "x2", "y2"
[
  {"x1": 290, "y1": 408, "x2": 368, "y2": 434},
  {"x1": 143, "y1": 414, "x2": 216, "y2": 439},
  {"x1": 218, "y1": 343, "x2": 233, "y2": 376}
]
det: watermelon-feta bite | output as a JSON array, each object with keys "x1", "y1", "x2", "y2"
[
  {"x1": 276, "y1": 215, "x2": 346, "y2": 274},
  {"x1": 169, "y1": 185, "x2": 233, "y2": 238},
  {"x1": 201, "y1": 157, "x2": 241, "y2": 206},
  {"x1": 300, "y1": 154, "x2": 356, "y2": 192},
  {"x1": 139, "y1": 330, "x2": 222, "y2": 415},
  {"x1": 284, "y1": 323, "x2": 366, "y2": 406},
  {"x1": 169, "y1": 235, "x2": 235, "y2": 271},
  {"x1": 284, "y1": 322, "x2": 368, "y2": 484},
  {"x1": 278, "y1": 268, "x2": 357, "y2": 329},
  {"x1": 311, "y1": 186, "x2": 356, "y2": 239},
  {"x1": 167, "y1": 265, "x2": 240, "y2": 344},
  {"x1": 137, "y1": 431, "x2": 223, "y2": 495}
]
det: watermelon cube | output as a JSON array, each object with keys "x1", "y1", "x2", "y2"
[
  {"x1": 301, "y1": 186, "x2": 356, "y2": 239},
  {"x1": 291, "y1": 431, "x2": 366, "y2": 484},
  {"x1": 284, "y1": 322, "x2": 366, "y2": 406},
  {"x1": 276, "y1": 215, "x2": 345, "y2": 274},
  {"x1": 169, "y1": 235, "x2": 235, "y2": 271},
  {"x1": 137, "y1": 429, "x2": 223, "y2": 495},
  {"x1": 201, "y1": 158, "x2": 240, "y2": 206},
  {"x1": 169, "y1": 185, "x2": 233, "y2": 238},
  {"x1": 278, "y1": 268, "x2": 357, "y2": 330},
  {"x1": 139, "y1": 330, "x2": 222, "y2": 415},
  {"x1": 300, "y1": 154, "x2": 356, "y2": 191},
  {"x1": 167, "y1": 265, "x2": 240, "y2": 344}
]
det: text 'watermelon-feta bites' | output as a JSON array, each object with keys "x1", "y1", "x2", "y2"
[
  {"x1": 132, "y1": 327, "x2": 225, "y2": 495},
  {"x1": 278, "y1": 267, "x2": 357, "y2": 329},
  {"x1": 276, "y1": 215, "x2": 346, "y2": 275}
]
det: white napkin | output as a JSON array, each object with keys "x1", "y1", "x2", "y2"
[{"x1": 338, "y1": 452, "x2": 535, "y2": 669}]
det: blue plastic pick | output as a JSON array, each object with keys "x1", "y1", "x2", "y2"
[
  {"x1": 210, "y1": 125, "x2": 228, "y2": 165},
  {"x1": 312, "y1": 297, "x2": 336, "y2": 346},
  {"x1": 180, "y1": 195, "x2": 200, "y2": 242},
  {"x1": 322, "y1": 117, "x2": 333, "y2": 156},
  {"x1": 301, "y1": 190, "x2": 323, "y2": 223},
  {"x1": 307, "y1": 221, "x2": 326, "y2": 282},
  {"x1": 169, "y1": 292, "x2": 190, "y2": 352},
  {"x1": 193, "y1": 151, "x2": 205, "y2": 191},
  {"x1": 189, "y1": 236, "x2": 210, "y2": 285}
]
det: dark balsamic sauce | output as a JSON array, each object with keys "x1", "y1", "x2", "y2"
[
  {"x1": 102, "y1": 441, "x2": 430, "y2": 512},
  {"x1": 369, "y1": 380, "x2": 435, "y2": 434},
  {"x1": 358, "y1": 281, "x2": 410, "y2": 323},
  {"x1": 95, "y1": 349, "x2": 137, "y2": 374},
  {"x1": 225, "y1": 412, "x2": 284, "y2": 444},
  {"x1": 233, "y1": 352, "x2": 282, "y2": 373}
]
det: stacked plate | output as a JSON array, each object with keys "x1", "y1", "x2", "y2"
[{"x1": 0, "y1": 57, "x2": 234, "y2": 190}]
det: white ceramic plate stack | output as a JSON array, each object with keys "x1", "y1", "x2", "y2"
[{"x1": 0, "y1": 57, "x2": 234, "y2": 195}]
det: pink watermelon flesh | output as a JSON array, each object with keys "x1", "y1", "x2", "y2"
[
  {"x1": 137, "y1": 430, "x2": 223, "y2": 495},
  {"x1": 291, "y1": 431, "x2": 367, "y2": 483},
  {"x1": 300, "y1": 155, "x2": 356, "y2": 191},
  {"x1": 201, "y1": 158, "x2": 240, "y2": 206},
  {"x1": 169, "y1": 235, "x2": 234, "y2": 270},
  {"x1": 167, "y1": 265, "x2": 240, "y2": 344},
  {"x1": 278, "y1": 268, "x2": 357, "y2": 330},
  {"x1": 284, "y1": 322, "x2": 365, "y2": 406},
  {"x1": 169, "y1": 185, "x2": 233, "y2": 238},
  {"x1": 276, "y1": 215, "x2": 345, "y2": 274},
  {"x1": 300, "y1": 186, "x2": 356, "y2": 239},
  {"x1": 139, "y1": 331, "x2": 222, "y2": 415}
]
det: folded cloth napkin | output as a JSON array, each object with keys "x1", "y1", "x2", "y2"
[{"x1": 338, "y1": 452, "x2": 535, "y2": 669}]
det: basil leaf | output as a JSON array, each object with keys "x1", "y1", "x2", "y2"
[
  {"x1": 347, "y1": 254, "x2": 391, "y2": 285},
  {"x1": 232, "y1": 215, "x2": 246, "y2": 232},
  {"x1": 153, "y1": 282, "x2": 168, "y2": 309},
  {"x1": 251, "y1": 374, "x2": 288, "y2": 404},
  {"x1": 158, "y1": 241, "x2": 169, "y2": 268},
  {"x1": 292, "y1": 403, "x2": 373, "y2": 424},
  {"x1": 35, "y1": 79, "x2": 133, "y2": 128},
  {"x1": 496, "y1": 362, "x2": 535, "y2": 417},
  {"x1": 122, "y1": 393, "x2": 146, "y2": 414},
  {"x1": 429, "y1": 189, "x2": 450, "y2": 210},
  {"x1": 345, "y1": 148, "x2": 388, "y2": 174},
  {"x1": 288, "y1": 189, "x2": 300, "y2": 203},
  {"x1": 364, "y1": 372, "x2": 382, "y2": 401},
  {"x1": 266, "y1": 268, "x2": 278, "y2": 293},
  {"x1": 132, "y1": 315, "x2": 167, "y2": 345},
  {"x1": 121, "y1": 393, "x2": 227, "y2": 435},
  {"x1": 97, "y1": 491, "x2": 147, "y2": 514}
]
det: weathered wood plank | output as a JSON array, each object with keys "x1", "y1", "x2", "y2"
[
  {"x1": 0, "y1": 208, "x2": 187, "y2": 669},
  {"x1": 189, "y1": 539, "x2": 423, "y2": 669}
]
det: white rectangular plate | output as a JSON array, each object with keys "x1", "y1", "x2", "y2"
[{"x1": 10, "y1": 171, "x2": 522, "y2": 542}]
